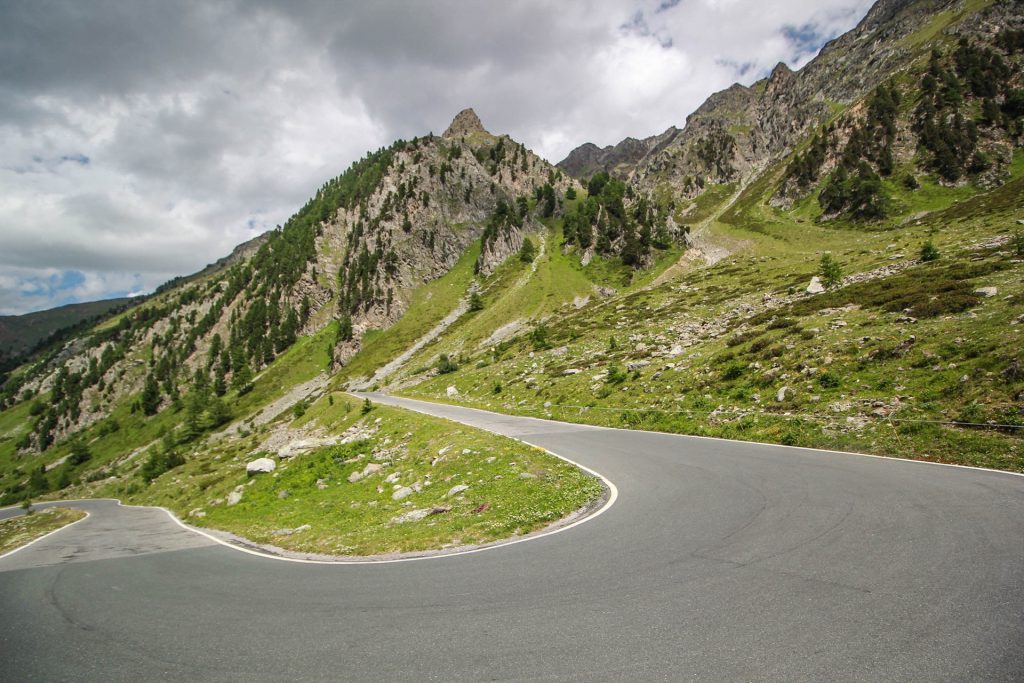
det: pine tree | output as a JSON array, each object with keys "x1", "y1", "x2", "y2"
[
  {"x1": 819, "y1": 254, "x2": 843, "y2": 289},
  {"x1": 141, "y1": 374, "x2": 161, "y2": 416}
]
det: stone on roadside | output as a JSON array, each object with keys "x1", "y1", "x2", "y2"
[{"x1": 446, "y1": 385, "x2": 459, "y2": 398}]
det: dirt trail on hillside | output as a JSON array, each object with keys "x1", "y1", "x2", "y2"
[
  {"x1": 646, "y1": 177, "x2": 753, "y2": 290},
  {"x1": 347, "y1": 295, "x2": 471, "y2": 391},
  {"x1": 211, "y1": 373, "x2": 329, "y2": 440}
]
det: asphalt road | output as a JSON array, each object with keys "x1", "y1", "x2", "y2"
[{"x1": 1, "y1": 394, "x2": 1022, "y2": 682}]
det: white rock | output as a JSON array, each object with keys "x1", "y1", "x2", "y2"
[
  {"x1": 518, "y1": 472, "x2": 537, "y2": 480},
  {"x1": 246, "y1": 457, "x2": 276, "y2": 475},
  {"x1": 348, "y1": 462, "x2": 383, "y2": 483},
  {"x1": 277, "y1": 439, "x2": 313, "y2": 459},
  {"x1": 226, "y1": 488, "x2": 244, "y2": 506},
  {"x1": 391, "y1": 509, "x2": 431, "y2": 524},
  {"x1": 384, "y1": 472, "x2": 400, "y2": 484},
  {"x1": 806, "y1": 276, "x2": 825, "y2": 294},
  {"x1": 564, "y1": 368, "x2": 581, "y2": 375},
  {"x1": 975, "y1": 287, "x2": 998, "y2": 297},
  {"x1": 392, "y1": 486, "x2": 413, "y2": 501},
  {"x1": 447, "y1": 484, "x2": 469, "y2": 498},
  {"x1": 777, "y1": 386, "x2": 789, "y2": 402},
  {"x1": 446, "y1": 385, "x2": 459, "y2": 397}
]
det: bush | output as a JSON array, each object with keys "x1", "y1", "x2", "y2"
[
  {"x1": 468, "y1": 291, "x2": 484, "y2": 312},
  {"x1": 361, "y1": 398, "x2": 373, "y2": 415},
  {"x1": 519, "y1": 238, "x2": 536, "y2": 263},
  {"x1": 67, "y1": 439, "x2": 92, "y2": 466},
  {"x1": 920, "y1": 240, "x2": 940, "y2": 262},
  {"x1": 140, "y1": 447, "x2": 185, "y2": 483},
  {"x1": 606, "y1": 365, "x2": 627, "y2": 384},
  {"x1": 437, "y1": 354, "x2": 458, "y2": 374},
  {"x1": 819, "y1": 253, "x2": 843, "y2": 289},
  {"x1": 1013, "y1": 232, "x2": 1024, "y2": 257},
  {"x1": 530, "y1": 323, "x2": 550, "y2": 351},
  {"x1": 819, "y1": 372, "x2": 841, "y2": 388},
  {"x1": 721, "y1": 363, "x2": 745, "y2": 381}
]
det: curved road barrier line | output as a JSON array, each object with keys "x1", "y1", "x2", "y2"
[
  {"x1": 0, "y1": 510, "x2": 91, "y2": 561},
  {"x1": 0, "y1": 441, "x2": 618, "y2": 566}
]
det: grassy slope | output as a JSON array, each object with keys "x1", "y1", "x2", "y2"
[
  {"x1": 111, "y1": 395, "x2": 603, "y2": 556},
  {"x1": 399, "y1": 157, "x2": 1024, "y2": 472},
  {"x1": 0, "y1": 507, "x2": 86, "y2": 555},
  {"x1": 338, "y1": 242, "x2": 481, "y2": 384}
]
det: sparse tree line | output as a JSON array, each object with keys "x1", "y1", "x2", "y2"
[{"x1": 781, "y1": 32, "x2": 1024, "y2": 221}]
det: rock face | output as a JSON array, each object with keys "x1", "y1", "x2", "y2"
[
  {"x1": 246, "y1": 458, "x2": 276, "y2": 475},
  {"x1": 444, "y1": 108, "x2": 487, "y2": 138},
  {"x1": 557, "y1": 128, "x2": 680, "y2": 180}
]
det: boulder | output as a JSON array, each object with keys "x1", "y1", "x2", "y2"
[
  {"x1": 391, "y1": 508, "x2": 431, "y2": 524},
  {"x1": 392, "y1": 486, "x2": 413, "y2": 501},
  {"x1": 446, "y1": 484, "x2": 470, "y2": 498},
  {"x1": 446, "y1": 385, "x2": 459, "y2": 398},
  {"x1": 227, "y1": 487, "x2": 244, "y2": 506},
  {"x1": 776, "y1": 386, "x2": 789, "y2": 402},
  {"x1": 974, "y1": 286, "x2": 998, "y2": 297},
  {"x1": 246, "y1": 458, "x2": 276, "y2": 475},
  {"x1": 806, "y1": 276, "x2": 825, "y2": 294},
  {"x1": 348, "y1": 462, "x2": 384, "y2": 483}
]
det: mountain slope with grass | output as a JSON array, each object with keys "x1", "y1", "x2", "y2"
[{"x1": 0, "y1": 0, "x2": 1022, "y2": 557}]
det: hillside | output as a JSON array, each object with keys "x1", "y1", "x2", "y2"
[
  {"x1": 0, "y1": 297, "x2": 137, "y2": 362},
  {"x1": 0, "y1": 0, "x2": 1022, "y2": 553}
]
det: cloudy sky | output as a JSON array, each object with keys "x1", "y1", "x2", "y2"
[{"x1": 0, "y1": 0, "x2": 873, "y2": 315}]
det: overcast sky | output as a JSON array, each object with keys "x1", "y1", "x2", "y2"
[{"x1": 0, "y1": 0, "x2": 873, "y2": 315}]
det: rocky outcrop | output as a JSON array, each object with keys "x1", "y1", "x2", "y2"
[
  {"x1": 444, "y1": 108, "x2": 487, "y2": 138},
  {"x1": 557, "y1": 127, "x2": 680, "y2": 180}
]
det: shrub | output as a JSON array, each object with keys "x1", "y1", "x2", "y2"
[
  {"x1": 920, "y1": 241, "x2": 940, "y2": 262},
  {"x1": 519, "y1": 238, "x2": 536, "y2": 263},
  {"x1": 606, "y1": 365, "x2": 627, "y2": 384},
  {"x1": 437, "y1": 354, "x2": 458, "y2": 374},
  {"x1": 468, "y1": 291, "x2": 484, "y2": 311},
  {"x1": 818, "y1": 372, "x2": 841, "y2": 388},
  {"x1": 721, "y1": 363, "x2": 745, "y2": 380},
  {"x1": 361, "y1": 398, "x2": 373, "y2": 415},
  {"x1": 819, "y1": 253, "x2": 843, "y2": 289}
]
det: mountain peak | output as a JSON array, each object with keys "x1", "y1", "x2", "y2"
[{"x1": 444, "y1": 108, "x2": 488, "y2": 137}]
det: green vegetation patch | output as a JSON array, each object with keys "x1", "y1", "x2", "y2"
[
  {"x1": 0, "y1": 507, "x2": 86, "y2": 555},
  {"x1": 125, "y1": 398, "x2": 604, "y2": 557}
]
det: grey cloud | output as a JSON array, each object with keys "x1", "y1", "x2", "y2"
[{"x1": 0, "y1": 0, "x2": 872, "y2": 314}]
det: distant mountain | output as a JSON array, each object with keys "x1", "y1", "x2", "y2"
[
  {"x1": 0, "y1": 297, "x2": 137, "y2": 361},
  {"x1": 557, "y1": 127, "x2": 679, "y2": 180}
]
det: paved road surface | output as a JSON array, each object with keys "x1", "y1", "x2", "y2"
[{"x1": 1, "y1": 394, "x2": 1022, "y2": 681}]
